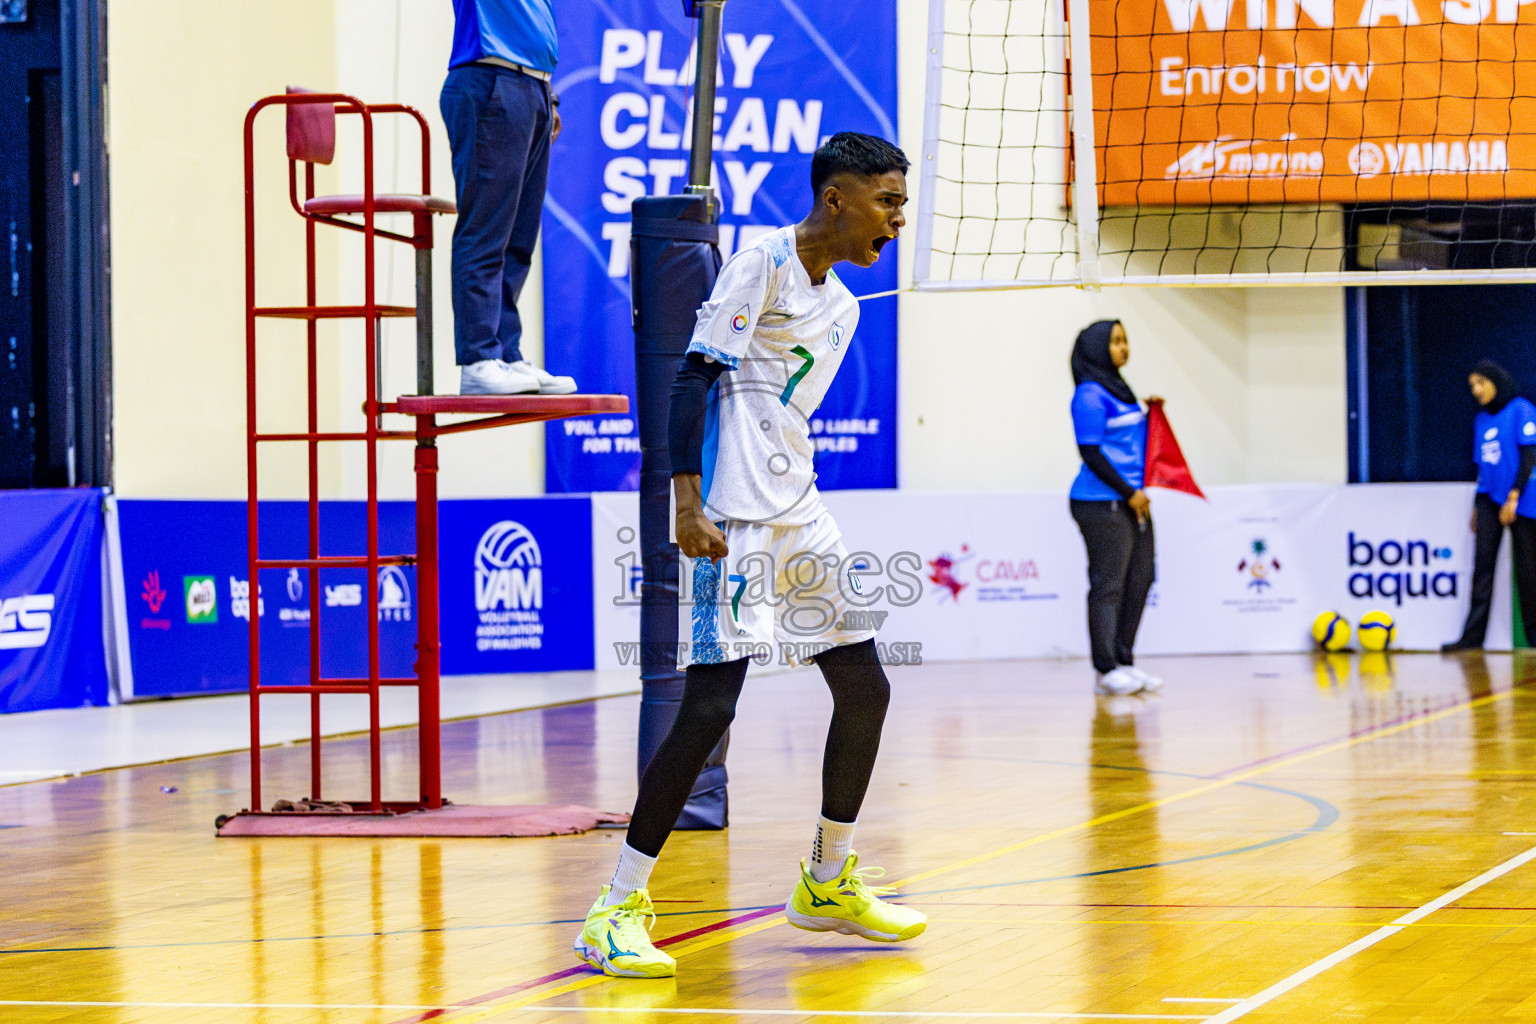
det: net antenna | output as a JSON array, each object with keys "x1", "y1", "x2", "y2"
[{"x1": 915, "y1": 0, "x2": 1536, "y2": 289}]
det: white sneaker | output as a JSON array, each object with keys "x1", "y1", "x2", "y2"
[
  {"x1": 1095, "y1": 667, "x2": 1144, "y2": 696},
  {"x1": 1124, "y1": 665, "x2": 1163, "y2": 691},
  {"x1": 460, "y1": 358, "x2": 539, "y2": 396},
  {"x1": 508, "y1": 360, "x2": 578, "y2": 395}
]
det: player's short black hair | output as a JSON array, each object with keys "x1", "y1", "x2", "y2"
[{"x1": 810, "y1": 132, "x2": 910, "y2": 195}]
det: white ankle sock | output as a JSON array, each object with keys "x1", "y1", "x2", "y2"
[
  {"x1": 605, "y1": 843, "x2": 658, "y2": 906},
  {"x1": 808, "y1": 816, "x2": 856, "y2": 883}
]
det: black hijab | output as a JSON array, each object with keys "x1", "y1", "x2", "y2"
[
  {"x1": 1473, "y1": 360, "x2": 1522, "y2": 415},
  {"x1": 1071, "y1": 320, "x2": 1137, "y2": 405}
]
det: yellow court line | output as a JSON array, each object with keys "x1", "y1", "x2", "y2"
[{"x1": 438, "y1": 685, "x2": 1519, "y2": 1022}]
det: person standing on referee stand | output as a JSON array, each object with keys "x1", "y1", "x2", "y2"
[
  {"x1": 572, "y1": 133, "x2": 925, "y2": 979},
  {"x1": 442, "y1": 0, "x2": 577, "y2": 396},
  {"x1": 1443, "y1": 361, "x2": 1536, "y2": 651},
  {"x1": 1068, "y1": 320, "x2": 1163, "y2": 697}
]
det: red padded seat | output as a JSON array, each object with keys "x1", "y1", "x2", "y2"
[{"x1": 304, "y1": 194, "x2": 456, "y2": 216}]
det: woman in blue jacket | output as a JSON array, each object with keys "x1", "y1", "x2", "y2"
[
  {"x1": 1444, "y1": 360, "x2": 1536, "y2": 651},
  {"x1": 1069, "y1": 320, "x2": 1162, "y2": 695}
]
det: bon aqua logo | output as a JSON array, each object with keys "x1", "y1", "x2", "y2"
[{"x1": 1347, "y1": 532, "x2": 1457, "y2": 605}]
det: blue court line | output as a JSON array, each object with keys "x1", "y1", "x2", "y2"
[
  {"x1": 0, "y1": 760, "x2": 1337, "y2": 959},
  {"x1": 869, "y1": 752, "x2": 1342, "y2": 898}
]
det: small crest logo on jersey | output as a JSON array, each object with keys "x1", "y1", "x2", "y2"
[
  {"x1": 730, "y1": 304, "x2": 750, "y2": 334},
  {"x1": 828, "y1": 322, "x2": 846, "y2": 350}
]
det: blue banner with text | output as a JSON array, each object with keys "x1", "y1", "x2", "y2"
[
  {"x1": 0, "y1": 489, "x2": 109, "y2": 713},
  {"x1": 118, "y1": 498, "x2": 594, "y2": 698},
  {"x1": 542, "y1": 0, "x2": 899, "y2": 493}
]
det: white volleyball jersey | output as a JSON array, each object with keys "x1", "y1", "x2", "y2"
[{"x1": 686, "y1": 226, "x2": 860, "y2": 526}]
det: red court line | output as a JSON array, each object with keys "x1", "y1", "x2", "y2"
[{"x1": 386, "y1": 905, "x2": 781, "y2": 1024}]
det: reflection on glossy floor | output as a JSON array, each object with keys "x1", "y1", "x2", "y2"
[{"x1": 4, "y1": 651, "x2": 1536, "y2": 1023}]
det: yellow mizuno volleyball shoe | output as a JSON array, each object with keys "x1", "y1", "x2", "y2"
[
  {"x1": 574, "y1": 887, "x2": 676, "y2": 978},
  {"x1": 785, "y1": 852, "x2": 927, "y2": 942}
]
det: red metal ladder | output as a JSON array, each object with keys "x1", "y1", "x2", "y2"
[{"x1": 237, "y1": 89, "x2": 626, "y2": 822}]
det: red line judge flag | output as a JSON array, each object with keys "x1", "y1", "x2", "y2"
[{"x1": 1144, "y1": 400, "x2": 1205, "y2": 499}]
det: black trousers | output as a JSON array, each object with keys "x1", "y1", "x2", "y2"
[
  {"x1": 1453, "y1": 493, "x2": 1536, "y2": 647},
  {"x1": 1070, "y1": 499, "x2": 1156, "y2": 675}
]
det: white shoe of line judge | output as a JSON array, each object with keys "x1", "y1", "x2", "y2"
[
  {"x1": 460, "y1": 359, "x2": 577, "y2": 396},
  {"x1": 1094, "y1": 667, "x2": 1144, "y2": 696}
]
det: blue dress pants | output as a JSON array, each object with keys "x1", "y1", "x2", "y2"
[{"x1": 440, "y1": 64, "x2": 552, "y2": 366}]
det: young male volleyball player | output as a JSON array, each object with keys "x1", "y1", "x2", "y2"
[{"x1": 573, "y1": 132, "x2": 925, "y2": 979}]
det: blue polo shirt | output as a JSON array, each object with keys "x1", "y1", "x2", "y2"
[
  {"x1": 1070, "y1": 382, "x2": 1146, "y2": 501},
  {"x1": 1474, "y1": 396, "x2": 1536, "y2": 516},
  {"x1": 449, "y1": 0, "x2": 557, "y2": 73}
]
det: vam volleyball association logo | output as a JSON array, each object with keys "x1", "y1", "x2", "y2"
[{"x1": 473, "y1": 520, "x2": 545, "y2": 653}]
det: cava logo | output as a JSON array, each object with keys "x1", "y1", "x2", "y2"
[
  {"x1": 475, "y1": 521, "x2": 544, "y2": 612},
  {"x1": 0, "y1": 594, "x2": 55, "y2": 650},
  {"x1": 184, "y1": 576, "x2": 218, "y2": 623}
]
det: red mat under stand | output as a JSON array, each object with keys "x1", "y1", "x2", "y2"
[
  {"x1": 227, "y1": 89, "x2": 629, "y2": 837},
  {"x1": 217, "y1": 804, "x2": 631, "y2": 838}
]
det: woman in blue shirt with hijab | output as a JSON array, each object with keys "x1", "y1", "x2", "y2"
[
  {"x1": 1069, "y1": 320, "x2": 1162, "y2": 696},
  {"x1": 1444, "y1": 360, "x2": 1536, "y2": 651}
]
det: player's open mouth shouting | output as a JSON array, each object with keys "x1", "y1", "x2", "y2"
[{"x1": 834, "y1": 166, "x2": 907, "y2": 268}]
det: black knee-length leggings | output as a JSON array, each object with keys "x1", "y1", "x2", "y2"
[{"x1": 623, "y1": 639, "x2": 891, "y2": 858}]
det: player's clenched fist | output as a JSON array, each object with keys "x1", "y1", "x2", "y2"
[
  {"x1": 675, "y1": 509, "x2": 728, "y2": 561},
  {"x1": 672, "y1": 472, "x2": 728, "y2": 561}
]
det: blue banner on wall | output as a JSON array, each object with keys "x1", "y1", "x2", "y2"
[
  {"x1": 118, "y1": 498, "x2": 595, "y2": 698},
  {"x1": 542, "y1": 0, "x2": 899, "y2": 493},
  {"x1": 439, "y1": 496, "x2": 594, "y2": 675},
  {"x1": 0, "y1": 489, "x2": 109, "y2": 713}
]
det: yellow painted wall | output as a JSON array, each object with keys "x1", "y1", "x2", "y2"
[{"x1": 109, "y1": 1, "x2": 343, "y2": 498}]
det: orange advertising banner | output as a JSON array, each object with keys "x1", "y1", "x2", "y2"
[{"x1": 1090, "y1": 0, "x2": 1536, "y2": 204}]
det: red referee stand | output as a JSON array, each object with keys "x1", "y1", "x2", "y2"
[{"x1": 222, "y1": 89, "x2": 625, "y2": 834}]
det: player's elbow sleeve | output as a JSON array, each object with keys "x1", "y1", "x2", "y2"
[{"x1": 668, "y1": 353, "x2": 724, "y2": 475}]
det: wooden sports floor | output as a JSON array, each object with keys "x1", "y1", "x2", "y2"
[{"x1": 4, "y1": 651, "x2": 1536, "y2": 1023}]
